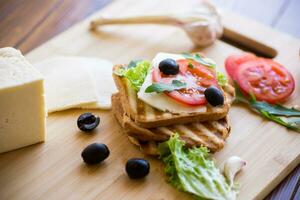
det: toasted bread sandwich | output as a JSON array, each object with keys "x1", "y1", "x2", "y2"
[
  {"x1": 113, "y1": 53, "x2": 234, "y2": 128},
  {"x1": 112, "y1": 52, "x2": 234, "y2": 154},
  {"x1": 112, "y1": 93, "x2": 231, "y2": 155}
]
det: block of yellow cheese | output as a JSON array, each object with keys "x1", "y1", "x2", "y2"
[{"x1": 0, "y1": 47, "x2": 46, "y2": 153}]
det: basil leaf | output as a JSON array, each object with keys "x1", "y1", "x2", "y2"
[
  {"x1": 258, "y1": 110, "x2": 300, "y2": 132},
  {"x1": 251, "y1": 102, "x2": 300, "y2": 117},
  {"x1": 234, "y1": 84, "x2": 300, "y2": 132},
  {"x1": 145, "y1": 80, "x2": 186, "y2": 93},
  {"x1": 288, "y1": 118, "x2": 300, "y2": 130},
  {"x1": 182, "y1": 52, "x2": 216, "y2": 68},
  {"x1": 187, "y1": 62, "x2": 194, "y2": 69}
]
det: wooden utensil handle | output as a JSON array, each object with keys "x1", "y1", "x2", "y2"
[{"x1": 90, "y1": 15, "x2": 178, "y2": 29}]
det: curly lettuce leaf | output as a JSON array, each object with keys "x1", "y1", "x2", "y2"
[
  {"x1": 158, "y1": 134, "x2": 238, "y2": 200},
  {"x1": 217, "y1": 71, "x2": 228, "y2": 86},
  {"x1": 114, "y1": 60, "x2": 150, "y2": 91}
]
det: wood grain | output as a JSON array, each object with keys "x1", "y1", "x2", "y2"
[
  {"x1": 0, "y1": 0, "x2": 111, "y2": 53},
  {"x1": 0, "y1": 0, "x2": 61, "y2": 49},
  {"x1": 0, "y1": 0, "x2": 300, "y2": 199},
  {"x1": 0, "y1": 0, "x2": 299, "y2": 199}
]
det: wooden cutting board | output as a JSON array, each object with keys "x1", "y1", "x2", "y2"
[{"x1": 0, "y1": 0, "x2": 299, "y2": 199}]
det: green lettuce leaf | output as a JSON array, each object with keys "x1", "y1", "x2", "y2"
[
  {"x1": 114, "y1": 60, "x2": 150, "y2": 91},
  {"x1": 217, "y1": 71, "x2": 228, "y2": 86},
  {"x1": 158, "y1": 134, "x2": 238, "y2": 200}
]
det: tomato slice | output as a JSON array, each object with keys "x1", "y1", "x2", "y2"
[
  {"x1": 225, "y1": 53, "x2": 256, "y2": 80},
  {"x1": 152, "y1": 59, "x2": 218, "y2": 106},
  {"x1": 236, "y1": 59, "x2": 295, "y2": 103}
]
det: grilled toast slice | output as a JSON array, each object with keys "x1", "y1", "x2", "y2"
[
  {"x1": 113, "y1": 65, "x2": 235, "y2": 128},
  {"x1": 112, "y1": 93, "x2": 231, "y2": 155}
]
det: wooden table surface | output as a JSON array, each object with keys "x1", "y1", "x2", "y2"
[{"x1": 0, "y1": 0, "x2": 299, "y2": 199}]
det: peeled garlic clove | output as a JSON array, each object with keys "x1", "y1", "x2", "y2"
[{"x1": 223, "y1": 156, "x2": 246, "y2": 186}]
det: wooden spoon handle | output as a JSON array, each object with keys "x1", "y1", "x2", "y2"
[{"x1": 90, "y1": 15, "x2": 178, "y2": 29}]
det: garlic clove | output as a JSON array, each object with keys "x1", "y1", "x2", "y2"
[{"x1": 223, "y1": 156, "x2": 246, "y2": 187}]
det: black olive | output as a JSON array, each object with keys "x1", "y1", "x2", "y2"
[
  {"x1": 125, "y1": 158, "x2": 150, "y2": 179},
  {"x1": 204, "y1": 86, "x2": 224, "y2": 106},
  {"x1": 159, "y1": 58, "x2": 179, "y2": 75},
  {"x1": 81, "y1": 143, "x2": 110, "y2": 165},
  {"x1": 77, "y1": 113, "x2": 100, "y2": 132}
]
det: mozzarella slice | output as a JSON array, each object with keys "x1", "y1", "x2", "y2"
[
  {"x1": 137, "y1": 52, "x2": 206, "y2": 113},
  {"x1": 34, "y1": 56, "x2": 116, "y2": 113}
]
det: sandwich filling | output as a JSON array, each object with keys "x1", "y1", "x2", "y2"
[{"x1": 115, "y1": 52, "x2": 229, "y2": 113}]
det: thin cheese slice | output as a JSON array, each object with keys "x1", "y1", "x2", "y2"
[
  {"x1": 77, "y1": 58, "x2": 117, "y2": 109},
  {"x1": 137, "y1": 52, "x2": 206, "y2": 113},
  {"x1": 34, "y1": 56, "x2": 116, "y2": 113}
]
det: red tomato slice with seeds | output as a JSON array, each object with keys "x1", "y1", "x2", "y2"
[
  {"x1": 152, "y1": 59, "x2": 218, "y2": 106},
  {"x1": 225, "y1": 53, "x2": 256, "y2": 80},
  {"x1": 236, "y1": 58, "x2": 295, "y2": 103}
]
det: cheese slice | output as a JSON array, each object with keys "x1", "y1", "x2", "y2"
[
  {"x1": 75, "y1": 57, "x2": 117, "y2": 109},
  {"x1": 34, "y1": 56, "x2": 116, "y2": 113},
  {"x1": 0, "y1": 47, "x2": 46, "y2": 153},
  {"x1": 35, "y1": 57, "x2": 98, "y2": 113},
  {"x1": 137, "y1": 52, "x2": 206, "y2": 113}
]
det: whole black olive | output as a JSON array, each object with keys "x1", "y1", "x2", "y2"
[
  {"x1": 159, "y1": 58, "x2": 179, "y2": 75},
  {"x1": 81, "y1": 143, "x2": 110, "y2": 165},
  {"x1": 125, "y1": 158, "x2": 150, "y2": 179},
  {"x1": 77, "y1": 113, "x2": 100, "y2": 132},
  {"x1": 204, "y1": 86, "x2": 224, "y2": 106}
]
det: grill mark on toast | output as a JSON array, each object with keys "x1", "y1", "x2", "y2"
[
  {"x1": 201, "y1": 121, "x2": 222, "y2": 139},
  {"x1": 209, "y1": 120, "x2": 226, "y2": 139},
  {"x1": 193, "y1": 123, "x2": 223, "y2": 147},
  {"x1": 112, "y1": 93, "x2": 229, "y2": 153},
  {"x1": 174, "y1": 125, "x2": 203, "y2": 143},
  {"x1": 153, "y1": 127, "x2": 173, "y2": 137},
  {"x1": 189, "y1": 123, "x2": 217, "y2": 148}
]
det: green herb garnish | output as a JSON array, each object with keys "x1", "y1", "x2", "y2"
[
  {"x1": 158, "y1": 134, "x2": 238, "y2": 200},
  {"x1": 114, "y1": 60, "x2": 150, "y2": 91},
  {"x1": 188, "y1": 62, "x2": 194, "y2": 69},
  {"x1": 182, "y1": 52, "x2": 216, "y2": 68},
  {"x1": 234, "y1": 84, "x2": 300, "y2": 132},
  {"x1": 217, "y1": 71, "x2": 228, "y2": 86},
  {"x1": 145, "y1": 80, "x2": 186, "y2": 93},
  {"x1": 127, "y1": 59, "x2": 143, "y2": 68}
]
